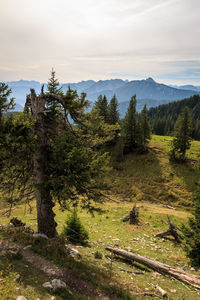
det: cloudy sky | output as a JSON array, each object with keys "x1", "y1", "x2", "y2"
[{"x1": 0, "y1": 0, "x2": 200, "y2": 84}]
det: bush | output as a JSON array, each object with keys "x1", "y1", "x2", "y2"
[
  {"x1": 63, "y1": 208, "x2": 89, "y2": 245},
  {"x1": 182, "y1": 183, "x2": 200, "y2": 267},
  {"x1": 94, "y1": 251, "x2": 103, "y2": 259}
]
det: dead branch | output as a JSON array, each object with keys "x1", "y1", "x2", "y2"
[{"x1": 155, "y1": 216, "x2": 182, "y2": 243}]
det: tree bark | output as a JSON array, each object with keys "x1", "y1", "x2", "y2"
[
  {"x1": 26, "y1": 89, "x2": 57, "y2": 238},
  {"x1": 105, "y1": 246, "x2": 200, "y2": 289}
]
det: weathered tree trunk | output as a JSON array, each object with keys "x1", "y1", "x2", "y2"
[
  {"x1": 122, "y1": 204, "x2": 139, "y2": 224},
  {"x1": 155, "y1": 216, "x2": 182, "y2": 243},
  {"x1": 25, "y1": 89, "x2": 57, "y2": 238},
  {"x1": 106, "y1": 246, "x2": 200, "y2": 289}
]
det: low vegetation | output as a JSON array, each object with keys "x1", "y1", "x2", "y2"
[{"x1": 0, "y1": 135, "x2": 200, "y2": 299}]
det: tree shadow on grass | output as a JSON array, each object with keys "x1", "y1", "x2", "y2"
[
  {"x1": 0, "y1": 227, "x2": 134, "y2": 300},
  {"x1": 113, "y1": 147, "x2": 176, "y2": 205},
  {"x1": 170, "y1": 159, "x2": 200, "y2": 197}
]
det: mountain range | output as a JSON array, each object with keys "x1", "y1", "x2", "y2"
[{"x1": 5, "y1": 78, "x2": 200, "y2": 116}]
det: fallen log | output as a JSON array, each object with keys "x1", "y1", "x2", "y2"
[{"x1": 105, "y1": 245, "x2": 200, "y2": 289}]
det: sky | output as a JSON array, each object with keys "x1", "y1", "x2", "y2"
[{"x1": 0, "y1": 0, "x2": 200, "y2": 85}]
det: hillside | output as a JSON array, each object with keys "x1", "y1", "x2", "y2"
[
  {"x1": 0, "y1": 135, "x2": 200, "y2": 299},
  {"x1": 6, "y1": 78, "x2": 199, "y2": 114},
  {"x1": 148, "y1": 95, "x2": 200, "y2": 139}
]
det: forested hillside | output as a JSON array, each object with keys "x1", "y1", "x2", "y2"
[{"x1": 148, "y1": 95, "x2": 200, "y2": 139}]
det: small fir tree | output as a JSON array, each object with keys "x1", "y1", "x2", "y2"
[
  {"x1": 63, "y1": 208, "x2": 89, "y2": 244},
  {"x1": 170, "y1": 107, "x2": 192, "y2": 161},
  {"x1": 182, "y1": 183, "x2": 200, "y2": 267}
]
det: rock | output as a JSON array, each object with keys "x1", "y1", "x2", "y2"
[
  {"x1": 122, "y1": 214, "x2": 129, "y2": 222},
  {"x1": 42, "y1": 282, "x2": 53, "y2": 289},
  {"x1": 112, "y1": 238, "x2": 120, "y2": 242},
  {"x1": 23, "y1": 245, "x2": 32, "y2": 250},
  {"x1": 16, "y1": 296, "x2": 27, "y2": 300},
  {"x1": 65, "y1": 245, "x2": 81, "y2": 259},
  {"x1": 9, "y1": 250, "x2": 18, "y2": 255},
  {"x1": 51, "y1": 279, "x2": 67, "y2": 290},
  {"x1": 190, "y1": 267, "x2": 195, "y2": 271},
  {"x1": 15, "y1": 274, "x2": 20, "y2": 282},
  {"x1": 33, "y1": 233, "x2": 48, "y2": 239},
  {"x1": 152, "y1": 272, "x2": 161, "y2": 279},
  {"x1": 124, "y1": 247, "x2": 132, "y2": 252},
  {"x1": 122, "y1": 198, "x2": 131, "y2": 202},
  {"x1": 170, "y1": 289, "x2": 177, "y2": 293}
]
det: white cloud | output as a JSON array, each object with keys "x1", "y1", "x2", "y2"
[{"x1": 0, "y1": 0, "x2": 200, "y2": 84}]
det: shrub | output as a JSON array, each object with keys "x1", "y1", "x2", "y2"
[
  {"x1": 63, "y1": 208, "x2": 89, "y2": 245},
  {"x1": 94, "y1": 251, "x2": 103, "y2": 259},
  {"x1": 182, "y1": 183, "x2": 200, "y2": 267}
]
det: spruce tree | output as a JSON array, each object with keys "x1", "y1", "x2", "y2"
[
  {"x1": 63, "y1": 208, "x2": 89, "y2": 244},
  {"x1": 0, "y1": 82, "x2": 14, "y2": 122},
  {"x1": 108, "y1": 94, "x2": 119, "y2": 125},
  {"x1": 47, "y1": 68, "x2": 63, "y2": 95},
  {"x1": 123, "y1": 95, "x2": 138, "y2": 152},
  {"x1": 94, "y1": 94, "x2": 108, "y2": 122},
  {"x1": 170, "y1": 107, "x2": 192, "y2": 161},
  {"x1": 139, "y1": 104, "x2": 151, "y2": 149}
]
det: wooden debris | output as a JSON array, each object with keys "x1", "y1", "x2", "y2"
[
  {"x1": 105, "y1": 245, "x2": 200, "y2": 289},
  {"x1": 118, "y1": 267, "x2": 144, "y2": 275},
  {"x1": 163, "y1": 205, "x2": 176, "y2": 210},
  {"x1": 156, "y1": 284, "x2": 167, "y2": 297},
  {"x1": 10, "y1": 217, "x2": 25, "y2": 227},
  {"x1": 122, "y1": 204, "x2": 139, "y2": 224},
  {"x1": 155, "y1": 216, "x2": 182, "y2": 243},
  {"x1": 133, "y1": 292, "x2": 163, "y2": 299}
]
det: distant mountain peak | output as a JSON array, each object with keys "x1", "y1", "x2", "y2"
[{"x1": 146, "y1": 77, "x2": 155, "y2": 83}]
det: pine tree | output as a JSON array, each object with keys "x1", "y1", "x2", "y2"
[
  {"x1": 182, "y1": 183, "x2": 200, "y2": 267},
  {"x1": 47, "y1": 68, "x2": 63, "y2": 95},
  {"x1": 108, "y1": 94, "x2": 119, "y2": 125},
  {"x1": 123, "y1": 95, "x2": 139, "y2": 152},
  {"x1": 0, "y1": 82, "x2": 14, "y2": 122},
  {"x1": 1, "y1": 76, "x2": 117, "y2": 237},
  {"x1": 170, "y1": 107, "x2": 192, "y2": 161},
  {"x1": 138, "y1": 104, "x2": 151, "y2": 149}
]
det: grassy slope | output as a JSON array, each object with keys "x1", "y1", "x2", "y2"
[
  {"x1": 109, "y1": 135, "x2": 200, "y2": 206},
  {"x1": 0, "y1": 135, "x2": 200, "y2": 299}
]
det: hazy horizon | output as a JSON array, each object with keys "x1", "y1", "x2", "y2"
[
  {"x1": 1, "y1": 0, "x2": 200, "y2": 85},
  {"x1": 4, "y1": 77, "x2": 200, "y2": 87}
]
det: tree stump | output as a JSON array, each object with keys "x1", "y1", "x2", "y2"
[
  {"x1": 122, "y1": 204, "x2": 139, "y2": 224},
  {"x1": 155, "y1": 216, "x2": 182, "y2": 243}
]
